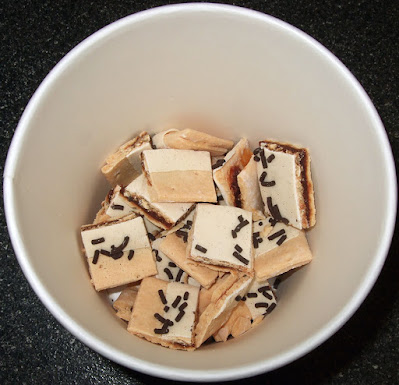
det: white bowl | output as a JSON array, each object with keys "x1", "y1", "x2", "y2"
[{"x1": 3, "y1": 3, "x2": 396, "y2": 382}]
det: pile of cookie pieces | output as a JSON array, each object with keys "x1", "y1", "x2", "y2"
[{"x1": 80, "y1": 128, "x2": 316, "y2": 351}]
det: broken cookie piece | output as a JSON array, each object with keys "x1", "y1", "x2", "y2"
[
  {"x1": 153, "y1": 128, "x2": 234, "y2": 156},
  {"x1": 142, "y1": 149, "x2": 217, "y2": 203},
  {"x1": 213, "y1": 138, "x2": 253, "y2": 207},
  {"x1": 188, "y1": 204, "x2": 253, "y2": 273},
  {"x1": 124, "y1": 174, "x2": 194, "y2": 230},
  {"x1": 194, "y1": 274, "x2": 252, "y2": 348},
  {"x1": 255, "y1": 141, "x2": 316, "y2": 229},
  {"x1": 213, "y1": 278, "x2": 277, "y2": 342},
  {"x1": 253, "y1": 220, "x2": 312, "y2": 281},
  {"x1": 113, "y1": 286, "x2": 139, "y2": 322},
  {"x1": 128, "y1": 277, "x2": 199, "y2": 349},
  {"x1": 81, "y1": 215, "x2": 157, "y2": 291},
  {"x1": 101, "y1": 131, "x2": 152, "y2": 187}
]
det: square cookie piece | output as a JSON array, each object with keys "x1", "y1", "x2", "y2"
[
  {"x1": 188, "y1": 204, "x2": 253, "y2": 273},
  {"x1": 125, "y1": 174, "x2": 194, "y2": 230},
  {"x1": 128, "y1": 277, "x2": 199, "y2": 349},
  {"x1": 254, "y1": 141, "x2": 316, "y2": 229},
  {"x1": 81, "y1": 215, "x2": 156, "y2": 291},
  {"x1": 142, "y1": 149, "x2": 216, "y2": 203},
  {"x1": 101, "y1": 131, "x2": 152, "y2": 187},
  {"x1": 253, "y1": 219, "x2": 312, "y2": 281}
]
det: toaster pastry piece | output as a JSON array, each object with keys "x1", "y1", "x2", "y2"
[
  {"x1": 255, "y1": 141, "x2": 316, "y2": 229},
  {"x1": 128, "y1": 277, "x2": 199, "y2": 350},
  {"x1": 142, "y1": 149, "x2": 217, "y2": 203},
  {"x1": 101, "y1": 131, "x2": 152, "y2": 187},
  {"x1": 213, "y1": 138, "x2": 253, "y2": 207},
  {"x1": 187, "y1": 204, "x2": 253, "y2": 273},
  {"x1": 81, "y1": 215, "x2": 156, "y2": 291},
  {"x1": 253, "y1": 220, "x2": 312, "y2": 281}
]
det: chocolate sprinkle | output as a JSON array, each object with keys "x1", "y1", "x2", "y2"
[
  {"x1": 100, "y1": 249, "x2": 111, "y2": 256},
  {"x1": 234, "y1": 244, "x2": 243, "y2": 253},
  {"x1": 276, "y1": 235, "x2": 287, "y2": 246},
  {"x1": 268, "y1": 229, "x2": 286, "y2": 240},
  {"x1": 241, "y1": 296, "x2": 247, "y2": 301},
  {"x1": 212, "y1": 158, "x2": 226, "y2": 169},
  {"x1": 247, "y1": 292, "x2": 258, "y2": 298},
  {"x1": 158, "y1": 290, "x2": 167, "y2": 305},
  {"x1": 168, "y1": 262, "x2": 177, "y2": 268},
  {"x1": 155, "y1": 250, "x2": 162, "y2": 262},
  {"x1": 176, "y1": 229, "x2": 189, "y2": 243},
  {"x1": 267, "y1": 197, "x2": 289, "y2": 226},
  {"x1": 260, "y1": 171, "x2": 276, "y2": 187},
  {"x1": 91, "y1": 237, "x2": 105, "y2": 245},
  {"x1": 232, "y1": 251, "x2": 249, "y2": 265},
  {"x1": 260, "y1": 149, "x2": 268, "y2": 168},
  {"x1": 154, "y1": 312, "x2": 166, "y2": 323},
  {"x1": 235, "y1": 295, "x2": 242, "y2": 301},
  {"x1": 179, "y1": 302, "x2": 188, "y2": 311},
  {"x1": 175, "y1": 311, "x2": 185, "y2": 322},
  {"x1": 266, "y1": 302, "x2": 277, "y2": 314},
  {"x1": 195, "y1": 244, "x2": 207, "y2": 254},
  {"x1": 175, "y1": 269, "x2": 184, "y2": 282},
  {"x1": 172, "y1": 296, "x2": 182, "y2": 308},
  {"x1": 258, "y1": 286, "x2": 273, "y2": 300},
  {"x1": 164, "y1": 268, "x2": 173, "y2": 280},
  {"x1": 128, "y1": 250, "x2": 134, "y2": 260},
  {"x1": 255, "y1": 302, "x2": 269, "y2": 308},
  {"x1": 164, "y1": 306, "x2": 170, "y2": 312},
  {"x1": 252, "y1": 232, "x2": 263, "y2": 249},
  {"x1": 232, "y1": 215, "x2": 250, "y2": 238},
  {"x1": 111, "y1": 204, "x2": 124, "y2": 210},
  {"x1": 92, "y1": 249, "x2": 100, "y2": 264},
  {"x1": 267, "y1": 154, "x2": 275, "y2": 163},
  {"x1": 148, "y1": 233, "x2": 156, "y2": 242},
  {"x1": 183, "y1": 291, "x2": 189, "y2": 300}
]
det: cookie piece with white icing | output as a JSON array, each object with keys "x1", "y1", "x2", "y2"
[
  {"x1": 188, "y1": 204, "x2": 253, "y2": 273},
  {"x1": 152, "y1": 237, "x2": 188, "y2": 284},
  {"x1": 142, "y1": 149, "x2": 217, "y2": 203},
  {"x1": 101, "y1": 131, "x2": 152, "y2": 187},
  {"x1": 194, "y1": 274, "x2": 252, "y2": 348},
  {"x1": 155, "y1": 128, "x2": 234, "y2": 156},
  {"x1": 213, "y1": 278, "x2": 277, "y2": 342},
  {"x1": 124, "y1": 174, "x2": 194, "y2": 230},
  {"x1": 213, "y1": 138, "x2": 253, "y2": 207},
  {"x1": 81, "y1": 215, "x2": 157, "y2": 291},
  {"x1": 128, "y1": 277, "x2": 199, "y2": 349},
  {"x1": 255, "y1": 141, "x2": 316, "y2": 229},
  {"x1": 253, "y1": 220, "x2": 312, "y2": 281}
]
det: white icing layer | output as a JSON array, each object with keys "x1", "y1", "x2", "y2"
[
  {"x1": 81, "y1": 216, "x2": 150, "y2": 259},
  {"x1": 253, "y1": 220, "x2": 302, "y2": 258},
  {"x1": 143, "y1": 149, "x2": 212, "y2": 172},
  {"x1": 126, "y1": 174, "x2": 193, "y2": 223},
  {"x1": 126, "y1": 142, "x2": 152, "y2": 170},
  {"x1": 161, "y1": 282, "x2": 199, "y2": 343},
  {"x1": 257, "y1": 148, "x2": 302, "y2": 228},
  {"x1": 105, "y1": 188, "x2": 134, "y2": 219},
  {"x1": 190, "y1": 204, "x2": 253, "y2": 269}
]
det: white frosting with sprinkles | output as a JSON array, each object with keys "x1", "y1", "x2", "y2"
[
  {"x1": 243, "y1": 279, "x2": 277, "y2": 319},
  {"x1": 81, "y1": 216, "x2": 150, "y2": 259},
  {"x1": 126, "y1": 141, "x2": 152, "y2": 171},
  {"x1": 105, "y1": 188, "x2": 134, "y2": 219},
  {"x1": 126, "y1": 174, "x2": 193, "y2": 223},
  {"x1": 160, "y1": 282, "x2": 199, "y2": 343},
  {"x1": 190, "y1": 204, "x2": 253, "y2": 269},
  {"x1": 143, "y1": 149, "x2": 212, "y2": 172},
  {"x1": 253, "y1": 220, "x2": 302, "y2": 258},
  {"x1": 256, "y1": 148, "x2": 302, "y2": 228}
]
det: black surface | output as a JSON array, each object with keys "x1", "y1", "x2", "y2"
[{"x1": 1, "y1": 1, "x2": 398, "y2": 384}]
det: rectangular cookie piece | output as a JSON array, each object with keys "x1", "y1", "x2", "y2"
[
  {"x1": 81, "y1": 215, "x2": 157, "y2": 291},
  {"x1": 214, "y1": 278, "x2": 277, "y2": 342},
  {"x1": 213, "y1": 138, "x2": 253, "y2": 207},
  {"x1": 113, "y1": 286, "x2": 139, "y2": 322},
  {"x1": 142, "y1": 149, "x2": 217, "y2": 203},
  {"x1": 154, "y1": 128, "x2": 234, "y2": 156},
  {"x1": 128, "y1": 277, "x2": 199, "y2": 349},
  {"x1": 152, "y1": 237, "x2": 188, "y2": 283},
  {"x1": 253, "y1": 219, "x2": 312, "y2": 281},
  {"x1": 254, "y1": 141, "x2": 316, "y2": 229},
  {"x1": 194, "y1": 275, "x2": 252, "y2": 348},
  {"x1": 101, "y1": 131, "x2": 152, "y2": 187},
  {"x1": 188, "y1": 204, "x2": 253, "y2": 273},
  {"x1": 124, "y1": 174, "x2": 194, "y2": 230}
]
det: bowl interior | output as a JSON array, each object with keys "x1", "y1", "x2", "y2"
[{"x1": 4, "y1": 4, "x2": 395, "y2": 381}]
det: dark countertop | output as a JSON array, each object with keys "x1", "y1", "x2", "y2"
[{"x1": 1, "y1": 1, "x2": 398, "y2": 384}]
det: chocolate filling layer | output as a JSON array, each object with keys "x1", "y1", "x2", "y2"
[
  {"x1": 260, "y1": 141, "x2": 311, "y2": 226},
  {"x1": 229, "y1": 165, "x2": 242, "y2": 208}
]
